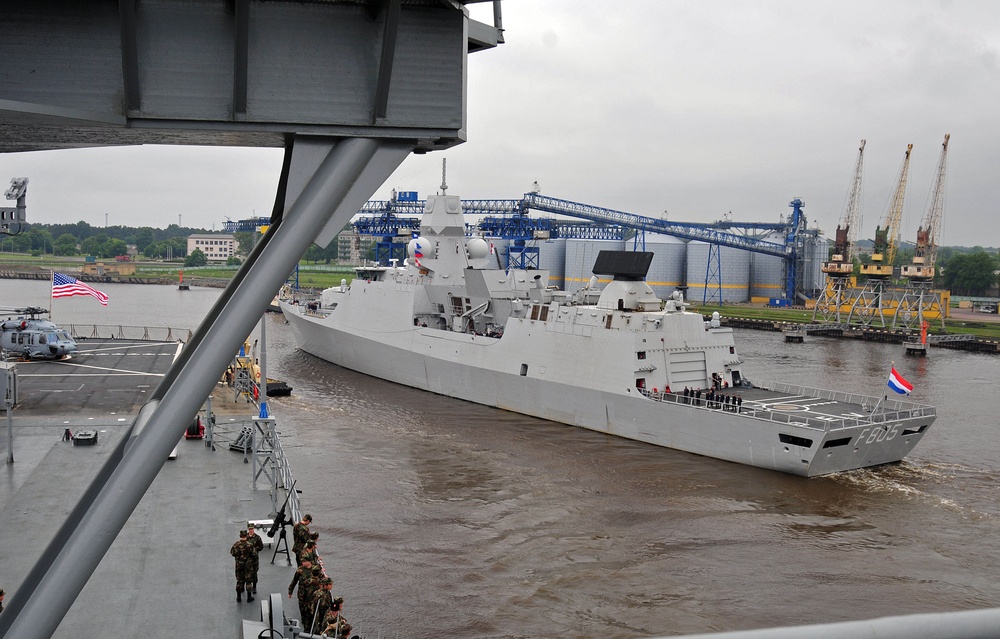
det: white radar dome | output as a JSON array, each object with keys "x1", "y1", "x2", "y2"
[
  {"x1": 408, "y1": 237, "x2": 434, "y2": 260},
  {"x1": 466, "y1": 238, "x2": 489, "y2": 259}
]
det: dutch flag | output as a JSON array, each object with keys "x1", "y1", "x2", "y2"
[{"x1": 887, "y1": 366, "x2": 913, "y2": 395}]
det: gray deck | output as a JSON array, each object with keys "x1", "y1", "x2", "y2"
[
  {"x1": 648, "y1": 382, "x2": 933, "y2": 433},
  {"x1": 0, "y1": 340, "x2": 292, "y2": 637}
]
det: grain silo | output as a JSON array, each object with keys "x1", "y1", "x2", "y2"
[
  {"x1": 643, "y1": 233, "x2": 687, "y2": 300},
  {"x1": 800, "y1": 234, "x2": 828, "y2": 300},
  {"x1": 564, "y1": 238, "x2": 625, "y2": 291},
  {"x1": 686, "y1": 241, "x2": 750, "y2": 304},
  {"x1": 749, "y1": 232, "x2": 786, "y2": 302},
  {"x1": 537, "y1": 238, "x2": 567, "y2": 289}
]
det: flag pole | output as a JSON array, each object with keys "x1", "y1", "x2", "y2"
[
  {"x1": 871, "y1": 360, "x2": 894, "y2": 415},
  {"x1": 49, "y1": 269, "x2": 55, "y2": 322}
]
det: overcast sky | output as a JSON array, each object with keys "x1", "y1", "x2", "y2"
[{"x1": 1, "y1": 0, "x2": 996, "y2": 247}]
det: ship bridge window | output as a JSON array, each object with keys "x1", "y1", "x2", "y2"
[{"x1": 779, "y1": 433, "x2": 813, "y2": 448}]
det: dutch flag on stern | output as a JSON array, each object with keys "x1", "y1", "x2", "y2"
[{"x1": 887, "y1": 366, "x2": 913, "y2": 395}]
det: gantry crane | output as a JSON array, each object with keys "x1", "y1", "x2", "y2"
[
  {"x1": 846, "y1": 143, "x2": 913, "y2": 327},
  {"x1": 894, "y1": 134, "x2": 951, "y2": 331},
  {"x1": 901, "y1": 134, "x2": 949, "y2": 283},
  {"x1": 825, "y1": 139, "x2": 866, "y2": 275},
  {"x1": 860, "y1": 143, "x2": 912, "y2": 280},
  {"x1": 813, "y1": 140, "x2": 865, "y2": 323}
]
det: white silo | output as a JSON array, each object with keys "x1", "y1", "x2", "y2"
[
  {"x1": 750, "y1": 232, "x2": 786, "y2": 301},
  {"x1": 686, "y1": 241, "x2": 751, "y2": 304},
  {"x1": 643, "y1": 233, "x2": 687, "y2": 300},
  {"x1": 800, "y1": 234, "x2": 828, "y2": 299},
  {"x1": 564, "y1": 238, "x2": 625, "y2": 291},
  {"x1": 537, "y1": 238, "x2": 567, "y2": 289}
]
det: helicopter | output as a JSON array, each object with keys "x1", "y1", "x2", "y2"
[{"x1": 0, "y1": 306, "x2": 78, "y2": 360}]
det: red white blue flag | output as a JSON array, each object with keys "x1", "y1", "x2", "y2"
[
  {"x1": 52, "y1": 272, "x2": 109, "y2": 306},
  {"x1": 887, "y1": 366, "x2": 913, "y2": 395}
]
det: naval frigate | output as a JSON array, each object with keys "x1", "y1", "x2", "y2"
[{"x1": 281, "y1": 192, "x2": 936, "y2": 477}]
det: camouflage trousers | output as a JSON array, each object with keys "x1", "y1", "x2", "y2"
[{"x1": 234, "y1": 561, "x2": 253, "y2": 593}]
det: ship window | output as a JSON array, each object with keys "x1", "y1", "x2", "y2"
[
  {"x1": 730, "y1": 346, "x2": 735, "y2": 354},
  {"x1": 539, "y1": 307, "x2": 548, "y2": 321},
  {"x1": 637, "y1": 351, "x2": 646, "y2": 360},
  {"x1": 520, "y1": 363, "x2": 528, "y2": 376},
  {"x1": 636, "y1": 378, "x2": 646, "y2": 389},
  {"x1": 822, "y1": 437, "x2": 852, "y2": 449},
  {"x1": 779, "y1": 433, "x2": 813, "y2": 448}
]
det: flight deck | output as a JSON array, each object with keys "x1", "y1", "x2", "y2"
[{"x1": 0, "y1": 339, "x2": 298, "y2": 637}]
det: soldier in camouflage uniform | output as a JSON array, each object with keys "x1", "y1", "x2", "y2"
[
  {"x1": 245, "y1": 523, "x2": 265, "y2": 594},
  {"x1": 230, "y1": 530, "x2": 254, "y2": 602},
  {"x1": 307, "y1": 577, "x2": 334, "y2": 634},
  {"x1": 299, "y1": 540, "x2": 323, "y2": 574},
  {"x1": 323, "y1": 597, "x2": 351, "y2": 638},
  {"x1": 288, "y1": 559, "x2": 320, "y2": 623},
  {"x1": 291, "y1": 514, "x2": 312, "y2": 565}
]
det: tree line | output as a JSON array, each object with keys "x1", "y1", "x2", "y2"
[{"x1": 3, "y1": 221, "x2": 346, "y2": 265}]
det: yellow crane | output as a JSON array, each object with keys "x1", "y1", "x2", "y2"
[
  {"x1": 822, "y1": 139, "x2": 866, "y2": 276},
  {"x1": 901, "y1": 134, "x2": 949, "y2": 282},
  {"x1": 860, "y1": 143, "x2": 912, "y2": 279}
]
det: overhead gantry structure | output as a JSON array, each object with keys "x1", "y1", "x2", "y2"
[
  {"x1": 353, "y1": 191, "x2": 814, "y2": 301},
  {"x1": 0, "y1": 2, "x2": 502, "y2": 636}
]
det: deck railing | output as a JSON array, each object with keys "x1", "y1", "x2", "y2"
[
  {"x1": 642, "y1": 381, "x2": 935, "y2": 432},
  {"x1": 68, "y1": 324, "x2": 194, "y2": 342}
]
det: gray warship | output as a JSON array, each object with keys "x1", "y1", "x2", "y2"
[{"x1": 281, "y1": 192, "x2": 937, "y2": 477}]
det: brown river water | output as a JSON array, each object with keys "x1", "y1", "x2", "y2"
[{"x1": 4, "y1": 279, "x2": 1000, "y2": 638}]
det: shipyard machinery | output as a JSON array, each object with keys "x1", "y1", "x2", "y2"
[
  {"x1": 813, "y1": 140, "x2": 866, "y2": 323},
  {"x1": 894, "y1": 134, "x2": 951, "y2": 330},
  {"x1": 849, "y1": 143, "x2": 913, "y2": 326},
  {"x1": 0, "y1": 177, "x2": 28, "y2": 236},
  {"x1": 354, "y1": 193, "x2": 814, "y2": 303}
]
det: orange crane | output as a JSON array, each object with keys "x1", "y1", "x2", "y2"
[
  {"x1": 860, "y1": 143, "x2": 912, "y2": 279},
  {"x1": 901, "y1": 134, "x2": 949, "y2": 282},
  {"x1": 822, "y1": 139, "x2": 866, "y2": 276}
]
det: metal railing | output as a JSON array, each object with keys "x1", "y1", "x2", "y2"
[
  {"x1": 642, "y1": 381, "x2": 935, "y2": 433},
  {"x1": 67, "y1": 324, "x2": 194, "y2": 342}
]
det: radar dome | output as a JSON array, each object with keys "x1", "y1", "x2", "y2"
[
  {"x1": 408, "y1": 237, "x2": 434, "y2": 260},
  {"x1": 467, "y1": 238, "x2": 489, "y2": 259}
]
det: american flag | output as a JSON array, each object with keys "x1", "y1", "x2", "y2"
[{"x1": 52, "y1": 272, "x2": 109, "y2": 306}]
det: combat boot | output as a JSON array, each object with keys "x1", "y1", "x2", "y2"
[
  {"x1": 247, "y1": 592, "x2": 254, "y2": 602},
  {"x1": 237, "y1": 591, "x2": 242, "y2": 602}
]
